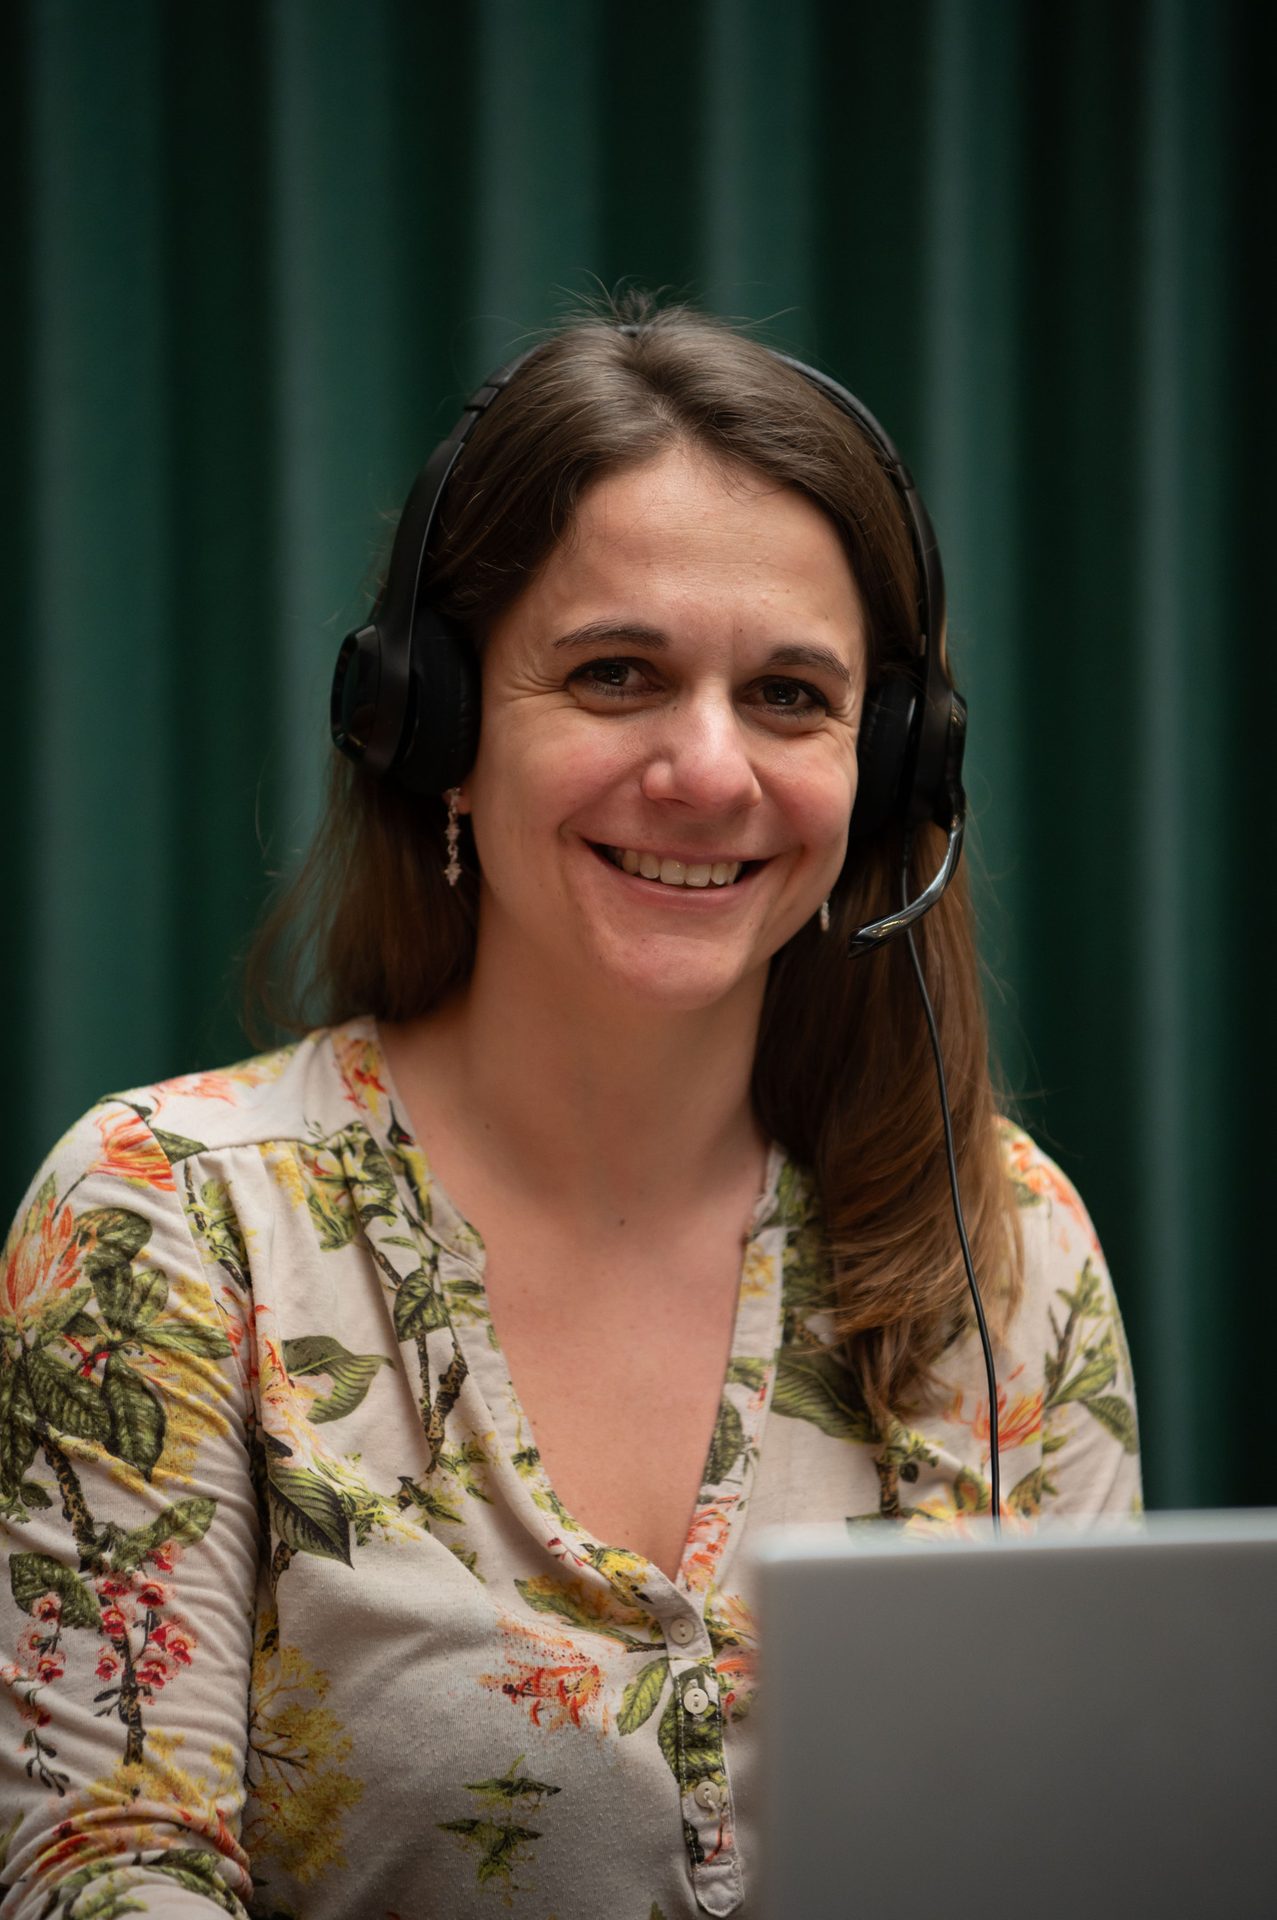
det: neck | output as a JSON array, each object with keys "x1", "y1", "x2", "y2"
[{"x1": 384, "y1": 933, "x2": 770, "y2": 1232}]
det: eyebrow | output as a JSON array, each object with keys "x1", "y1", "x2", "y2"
[{"x1": 550, "y1": 620, "x2": 854, "y2": 687}]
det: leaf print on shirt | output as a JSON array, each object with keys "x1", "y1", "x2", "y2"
[
  {"x1": 183, "y1": 1168, "x2": 252, "y2": 1293},
  {"x1": 871, "y1": 1418, "x2": 941, "y2": 1521},
  {"x1": 903, "y1": 1465, "x2": 994, "y2": 1533},
  {"x1": 280, "y1": 1336, "x2": 390, "y2": 1425},
  {"x1": 705, "y1": 1589, "x2": 757, "y2": 1724},
  {"x1": 1043, "y1": 1258, "x2": 1139, "y2": 1463},
  {"x1": 2, "y1": 1181, "x2": 229, "y2": 1766},
  {"x1": 513, "y1": 1574, "x2": 654, "y2": 1652},
  {"x1": 437, "y1": 1755, "x2": 562, "y2": 1902},
  {"x1": 258, "y1": 1338, "x2": 417, "y2": 1583},
  {"x1": 772, "y1": 1339, "x2": 873, "y2": 1443}
]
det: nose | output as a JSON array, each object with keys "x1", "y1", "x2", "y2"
[{"x1": 638, "y1": 688, "x2": 764, "y2": 816}]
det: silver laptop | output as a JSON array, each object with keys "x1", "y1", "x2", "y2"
[{"x1": 752, "y1": 1513, "x2": 1277, "y2": 1919}]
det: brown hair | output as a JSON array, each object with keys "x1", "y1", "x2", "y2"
[{"x1": 246, "y1": 294, "x2": 1022, "y2": 1424}]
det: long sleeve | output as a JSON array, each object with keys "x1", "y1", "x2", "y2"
[{"x1": 1, "y1": 1101, "x2": 260, "y2": 1917}]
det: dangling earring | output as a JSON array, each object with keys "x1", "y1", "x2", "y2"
[
  {"x1": 443, "y1": 788, "x2": 462, "y2": 887},
  {"x1": 819, "y1": 898, "x2": 831, "y2": 934}
]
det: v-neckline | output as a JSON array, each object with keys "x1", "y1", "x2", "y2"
[{"x1": 336, "y1": 1016, "x2": 792, "y2": 1605}]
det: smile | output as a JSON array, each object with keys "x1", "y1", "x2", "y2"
[{"x1": 598, "y1": 846, "x2": 750, "y2": 888}]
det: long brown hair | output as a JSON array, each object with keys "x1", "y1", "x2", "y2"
[{"x1": 246, "y1": 294, "x2": 1022, "y2": 1423}]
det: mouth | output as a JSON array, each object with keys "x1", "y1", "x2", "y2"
[{"x1": 591, "y1": 844, "x2": 760, "y2": 889}]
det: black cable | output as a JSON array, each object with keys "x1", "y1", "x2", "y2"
[{"x1": 900, "y1": 832, "x2": 1002, "y2": 1533}]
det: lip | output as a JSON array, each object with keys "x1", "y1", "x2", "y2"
[
  {"x1": 585, "y1": 841, "x2": 765, "y2": 899},
  {"x1": 587, "y1": 840, "x2": 762, "y2": 867}
]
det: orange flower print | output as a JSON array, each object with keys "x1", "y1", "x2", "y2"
[
  {"x1": 483, "y1": 1653, "x2": 606, "y2": 1732},
  {"x1": 153, "y1": 1071, "x2": 240, "y2": 1105},
  {"x1": 681, "y1": 1498, "x2": 736, "y2": 1593},
  {"x1": 714, "y1": 1648, "x2": 755, "y2": 1723},
  {"x1": 1, "y1": 1184, "x2": 82, "y2": 1328},
  {"x1": 91, "y1": 1109, "x2": 174, "y2": 1192},
  {"x1": 481, "y1": 1618, "x2": 608, "y2": 1733},
  {"x1": 332, "y1": 1034, "x2": 390, "y2": 1118},
  {"x1": 158, "y1": 1053, "x2": 286, "y2": 1102},
  {"x1": 1003, "y1": 1132, "x2": 1099, "y2": 1251},
  {"x1": 973, "y1": 1387, "x2": 1044, "y2": 1452},
  {"x1": 949, "y1": 1374, "x2": 1044, "y2": 1454}
]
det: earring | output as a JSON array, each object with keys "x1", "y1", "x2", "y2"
[
  {"x1": 819, "y1": 898, "x2": 831, "y2": 934},
  {"x1": 443, "y1": 788, "x2": 462, "y2": 887}
]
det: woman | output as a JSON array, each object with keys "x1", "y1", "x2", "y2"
[{"x1": 1, "y1": 301, "x2": 1139, "y2": 1919}]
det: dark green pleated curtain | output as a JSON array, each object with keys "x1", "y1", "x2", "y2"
[{"x1": 3, "y1": 0, "x2": 1273, "y2": 1511}]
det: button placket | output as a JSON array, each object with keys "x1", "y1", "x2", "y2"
[{"x1": 671, "y1": 1661, "x2": 743, "y2": 1916}]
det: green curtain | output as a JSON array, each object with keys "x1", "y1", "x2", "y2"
[{"x1": 4, "y1": 0, "x2": 1272, "y2": 1512}]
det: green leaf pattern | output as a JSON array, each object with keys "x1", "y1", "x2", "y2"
[{"x1": 1, "y1": 1025, "x2": 1141, "y2": 1918}]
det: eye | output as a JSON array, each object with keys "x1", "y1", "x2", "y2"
[
  {"x1": 752, "y1": 677, "x2": 831, "y2": 720},
  {"x1": 568, "y1": 657, "x2": 655, "y2": 699}
]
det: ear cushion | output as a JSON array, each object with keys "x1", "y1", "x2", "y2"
[
  {"x1": 393, "y1": 608, "x2": 481, "y2": 795},
  {"x1": 848, "y1": 678, "x2": 916, "y2": 840}
]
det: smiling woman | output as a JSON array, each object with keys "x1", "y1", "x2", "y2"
[{"x1": 0, "y1": 298, "x2": 1141, "y2": 1920}]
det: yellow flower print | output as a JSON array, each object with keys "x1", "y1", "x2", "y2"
[
  {"x1": 262, "y1": 1141, "x2": 309, "y2": 1211},
  {"x1": 740, "y1": 1242, "x2": 774, "y2": 1300},
  {"x1": 245, "y1": 1625, "x2": 363, "y2": 1884},
  {"x1": 62, "y1": 1731, "x2": 246, "y2": 1873}
]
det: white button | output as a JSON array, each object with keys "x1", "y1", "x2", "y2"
[
  {"x1": 669, "y1": 1617, "x2": 696, "y2": 1647},
  {"x1": 683, "y1": 1683, "x2": 711, "y2": 1717},
  {"x1": 694, "y1": 1779, "x2": 723, "y2": 1812}
]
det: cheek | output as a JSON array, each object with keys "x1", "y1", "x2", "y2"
[
  {"x1": 465, "y1": 726, "x2": 616, "y2": 881},
  {"x1": 788, "y1": 747, "x2": 859, "y2": 848}
]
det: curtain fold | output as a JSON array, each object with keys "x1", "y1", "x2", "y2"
[{"x1": 4, "y1": 0, "x2": 1272, "y2": 1510}]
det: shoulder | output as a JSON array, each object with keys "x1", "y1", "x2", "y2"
[
  {"x1": 998, "y1": 1118, "x2": 1103, "y2": 1251},
  {"x1": 99, "y1": 1019, "x2": 385, "y2": 1159},
  {"x1": 4, "y1": 1020, "x2": 389, "y2": 1266},
  {"x1": 995, "y1": 1116, "x2": 1114, "y2": 1330}
]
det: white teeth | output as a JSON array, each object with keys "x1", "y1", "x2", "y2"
[{"x1": 608, "y1": 847, "x2": 745, "y2": 888}]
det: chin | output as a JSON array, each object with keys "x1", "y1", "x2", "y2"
[{"x1": 581, "y1": 934, "x2": 773, "y2": 1018}]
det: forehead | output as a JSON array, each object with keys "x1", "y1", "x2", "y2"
[{"x1": 503, "y1": 444, "x2": 865, "y2": 661}]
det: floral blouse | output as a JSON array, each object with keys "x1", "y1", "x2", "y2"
[{"x1": 0, "y1": 1019, "x2": 1141, "y2": 1919}]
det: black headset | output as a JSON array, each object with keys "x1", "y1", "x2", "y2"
[{"x1": 331, "y1": 336, "x2": 969, "y2": 957}]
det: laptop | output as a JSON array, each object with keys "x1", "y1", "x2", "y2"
[{"x1": 751, "y1": 1513, "x2": 1277, "y2": 1919}]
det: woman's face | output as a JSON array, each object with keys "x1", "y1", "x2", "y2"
[{"x1": 460, "y1": 442, "x2": 867, "y2": 1019}]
